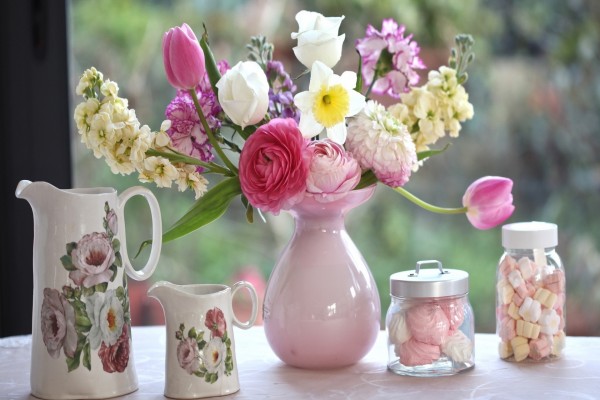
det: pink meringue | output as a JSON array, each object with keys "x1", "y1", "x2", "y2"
[
  {"x1": 406, "y1": 303, "x2": 450, "y2": 346},
  {"x1": 440, "y1": 299, "x2": 465, "y2": 330},
  {"x1": 397, "y1": 338, "x2": 441, "y2": 366}
]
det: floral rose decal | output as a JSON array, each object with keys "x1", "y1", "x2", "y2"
[
  {"x1": 174, "y1": 308, "x2": 233, "y2": 383},
  {"x1": 41, "y1": 202, "x2": 131, "y2": 373}
]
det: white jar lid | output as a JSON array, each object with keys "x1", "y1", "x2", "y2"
[
  {"x1": 502, "y1": 221, "x2": 558, "y2": 249},
  {"x1": 390, "y1": 260, "x2": 469, "y2": 298}
]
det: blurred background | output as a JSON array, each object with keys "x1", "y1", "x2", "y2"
[{"x1": 68, "y1": 0, "x2": 600, "y2": 335}]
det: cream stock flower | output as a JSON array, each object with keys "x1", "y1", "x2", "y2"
[
  {"x1": 140, "y1": 156, "x2": 179, "y2": 188},
  {"x1": 177, "y1": 164, "x2": 209, "y2": 200},
  {"x1": 294, "y1": 61, "x2": 365, "y2": 144},
  {"x1": 291, "y1": 10, "x2": 345, "y2": 69}
]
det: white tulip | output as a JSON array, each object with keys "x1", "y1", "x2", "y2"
[
  {"x1": 216, "y1": 61, "x2": 269, "y2": 129},
  {"x1": 291, "y1": 10, "x2": 345, "y2": 69}
]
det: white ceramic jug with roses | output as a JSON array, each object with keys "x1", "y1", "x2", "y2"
[{"x1": 16, "y1": 180, "x2": 162, "y2": 400}]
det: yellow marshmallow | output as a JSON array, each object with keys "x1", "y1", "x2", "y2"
[
  {"x1": 511, "y1": 338, "x2": 530, "y2": 362},
  {"x1": 544, "y1": 293, "x2": 557, "y2": 309},
  {"x1": 534, "y1": 288, "x2": 550, "y2": 303},
  {"x1": 551, "y1": 331, "x2": 566, "y2": 356},
  {"x1": 507, "y1": 303, "x2": 521, "y2": 320},
  {"x1": 516, "y1": 320, "x2": 541, "y2": 339},
  {"x1": 499, "y1": 341, "x2": 513, "y2": 359}
]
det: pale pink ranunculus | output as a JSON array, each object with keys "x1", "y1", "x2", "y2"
[
  {"x1": 305, "y1": 139, "x2": 361, "y2": 202},
  {"x1": 69, "y1": 232, "x2": 115, "y2": 288},
  {"x1": 239, "y1": 118, "x2": 309, "y2": 214},
  {"x1": 205, "y1": 307, "x2": 227, "y2": 338},
  {"x1": 177, "y1": 337, "x2": 200, "y2": 374},
  {"x1": 98, "y1": 325, "x2": 130, "y2": 373},
  {"x1": 40, "y1": 288, "x2": 77, "y2": 359},
  {"x1": 462, "y1": 176, "x2": 515, "y2": 230},
  {"x1": 162, "y1": 23, "x2": 206, "y2": 90}
]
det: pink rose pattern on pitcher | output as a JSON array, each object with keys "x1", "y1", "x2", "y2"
[
  {"x1": 40, "y1": 202, "x2": 131, "y2": 373},
  {"x1": 174, "y1": 307, "x2": 233, "y2": 383}
]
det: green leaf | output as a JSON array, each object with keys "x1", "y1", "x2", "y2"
[
  {"x1": 355, "y1": 170, "x2": 378, "y2": 190},
  {"x1": 193, "y1": 370, "x2": 205, "y2": 378},
  {"x1": 198, "y1": 339, "x2": 207, "y2": 350},
  {"x1": 354, "y1": 49, "x2": 363, "y2": 93},
  {"x1": 60, "y1": 255, "x2": 77, "y2": 271},
  {"x1": 114, "y1": 252, "x2": 122, "y2": 268},
  {"x1": 66, "y1": 354, "x2": 80, "y2": 372},
  {"x1": 179, "y1": 323, "x2": 185, "y2": 332},
  {"x1": 82, "y1": 286, "x2": 95, "y2": 297},
  {"x1": 417, "y1": 143, "x2": 451, "y2": 161},
  {"x1": 200, "y1": 26, "x2": 223, "y2": 97},
  {"x1": 66, "y1": 242, "x2": 77, "y2": 256},
  {"x1": 82, "y1": 342, "x2": 91, "y2": 371},
  {"x1": 188, "y1": 327, "x2": 197, "y2": 339},
  {"x1": 197, "y1": 330, "x2": 204, "y2": 341},
  {"x1": 116, "y1": 286, "x2": 126, "y2": 301},
  {"x1": 95, "y1": 282, "x2": 108, "y2": 293},
  {"x1": 112, "y1": 238, "x2": 120, "y2": 253},
  {"x1": 135, "y1": 177, "x2": 242, "y2": 257},
  {"x1": 109, "y1": 264, "x2": 118, "y2": 282},
  {"x1": 75, "y1": 314, "x2": 92, "y2": 332}
]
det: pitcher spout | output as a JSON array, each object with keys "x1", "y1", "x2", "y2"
[
  {"x1": 147, "y1": 281, "x2": 184, "y2": 308},
  {"x1": 15, "y1": 180, "x2": 60, "y2": 205}
]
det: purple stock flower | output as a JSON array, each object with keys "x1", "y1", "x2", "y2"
[
  {"x1": 266, "y1": 60, "x2": 299, "y2": 122},
  {"x1": 356, "y1": 19, "x2": 425, "y2": 98},
  {"x1": 165, "y1": 60, "x2": 230, "y2": 171}
]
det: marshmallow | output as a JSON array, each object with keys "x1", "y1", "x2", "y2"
[
  {"x1": 538, "y1": 309, "x2": 560, "y2": 335},
  {"x1": 529, "y1": 336, "x2": 551, "y2": 360},
  {"x1": 551, "y1": 331, "x2": 566, "y2": 356},
  {"x1": 507, "y1": 270, "x2": 525, "y2": 289},
  {"x1": 441, "y1": 330, "x2": 473, "y2": 364},
  {"x1": 388, "y1": 312, "x2": 411, "y2": 345},
  {"x1": 511, "y1": 336, "x2": 530, "y2": 362},
  {"x1": 518, "y1": 297, "x2": 542, "y2": 323},
  {"x1": 507, "y1": 302, "x2": 521, "y2": 320},
  {"x1": 496, "y1": 305, "x2": 508, "y2": 320},
  {"x1": 397, "y1": 338, "x2": 441, "y2": 366},
  {"x1": 512, "y1": 291, "x2": 525, "y2": 307},
  {"x1": 517, "y1": 257, "x2": 537, "y2": 281},
  {"x1": 534, "y1": 288, "x2": 557, "y2": 309},
  {"x1": 406, "y1": 303, "x2": 450, "y2": 346},
  {"x1": 543, "y1": 270, "x2": 565, "y2": 294},
  {"x1": 533, "y1": 248, "x2": 547, "y2": 268},
  {"x1": 497, "y1": 279, "x2": 515, "y2": 305},
  {"x1": 499, "y1": 316, "x2": 516, "y2": 341},
  {"x1": 499, "y1": 255, "x2": 517, "y2": 277},
  {"x1": 499, "y1": 340, "x2": 513, "y2": 359},
  {"x1": 516, "y1": 319, "x2": 541, "y2": 339}
]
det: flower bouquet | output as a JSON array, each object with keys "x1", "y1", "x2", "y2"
[{"x1": 74, "y1": 10, "x2": 515, "y2": 368}]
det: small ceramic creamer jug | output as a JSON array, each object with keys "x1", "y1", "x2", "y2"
[
  {"x1": 16, "y1": 180, "x2": 162, "y2": 399},
  {"x1": 148, "y1": 281, "x2": 258, "y2": 399}
]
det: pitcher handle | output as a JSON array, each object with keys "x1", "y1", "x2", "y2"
[
  {"x1": 231, "y1": 281, "x2": 258, "y2": 329},
  {"x1": 118, "y1": 186, "x2": 162, "y2": 281}
]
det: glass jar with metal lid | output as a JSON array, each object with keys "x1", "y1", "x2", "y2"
[
  {"x1": 496, "y1": 221, "x2": 565, "y2": 362},
  {"x1": 386, "y1": 260, "x2": 475, "y2": 376}
]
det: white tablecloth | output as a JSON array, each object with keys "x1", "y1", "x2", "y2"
[{"x1": 1, "y1": 326, "x2": 599, "y2": 399}]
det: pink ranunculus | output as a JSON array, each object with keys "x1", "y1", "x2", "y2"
[
  {"x1": 305, "y1": 139, "x2": 361, "y2": 202},
  {"x1": 40, "y1": 288, "x2": 77, "y2": 359},
  {"x1": 462, "y1": 176, "x2": 515, "y2": 230},
  {"x1": 239, "y1": 118, "x2": 309, "y2": 214},
  {"x1": 205, "y1": 307, "x2": 227, "y2": 338},
  {"x1": 98, "y1": 325, "x2": 130, "y2": 373},
  {"x1": 177, "y1": 337, "x2": 200, "y2": 374},
  {"x1": 69, "y1": 232, "x2": 115, "y2": 288},
  {"x1": 162, "y1": 23, "x2": 206, "y2": 90}
]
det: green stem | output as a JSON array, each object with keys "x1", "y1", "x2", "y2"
[
  {"x1": 189, "y1": 89, "x2": 238, "y2": 174},
  {"x1": 393, "y1": 186, "x2": 467, "y2": 215},
  {"x1": 364, "y1": 75, "x2": 377, "y2": 98}
]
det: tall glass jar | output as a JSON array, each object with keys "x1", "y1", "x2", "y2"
[
  {"x1": 496, "y1": 222, "x2": 565, "y2": 362},
  {"x1": 386, "y1": 260, "x2": 475, "y2": 377}
]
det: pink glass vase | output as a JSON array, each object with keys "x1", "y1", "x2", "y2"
[{"x1": 263, "y1": 186, "x2": 381, "y2": 369}]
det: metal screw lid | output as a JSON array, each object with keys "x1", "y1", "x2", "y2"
[{"x1": 390, "y1": 260, "x2": 469, "y2": 298}]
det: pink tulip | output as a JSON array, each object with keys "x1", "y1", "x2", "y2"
[
  {"x1": 462, "y1": 176, "x2": 515, "y2": 230},
  {"x1": 162, "y1": 23, "x2": 206, "y2": 90}
]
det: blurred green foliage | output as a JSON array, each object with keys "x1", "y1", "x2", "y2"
[{"x1": 71, "y1": 0, "x2": 600, "y2": 334}]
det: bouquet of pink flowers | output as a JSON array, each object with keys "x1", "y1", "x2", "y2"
[{"x1": 74, "y1": 11, "x2": 514, "y2": 249}]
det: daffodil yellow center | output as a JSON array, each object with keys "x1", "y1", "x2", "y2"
[{"x1": 313, "y1": 84, "x2": 349, "y2": 128}]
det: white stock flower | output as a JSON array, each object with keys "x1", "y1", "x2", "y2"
[
  {"x1": 130, "y1": 125, "x2": 153, "y2": 163},
  {"x1": 76, "y1": 67, "x2": 103, "y2": 96},
  {"x1": 294, "y1": 61, "x2": 365, "y2": 144},
  {"x1": 216, "y1": 61, "x2": 269, "y2": 129},
  {"x1": 74, "y1": 98, "x2": 101, "y2": 137},
  {"x1": 291, "y1": 11, "x2": 345, "y2": 69},
  {"x1": 177, "y1": 165, "x2": 209, "y2": 200},
  {"x1": 412, "y1": 89, "x2": 445, "y2": 145},
  {"x1": 100, "y1": 79, "x2": 119, "y2": 97}
]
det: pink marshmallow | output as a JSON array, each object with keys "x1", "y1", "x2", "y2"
[
  {"x1": 499, "y1": 255, "x2": 517, "y2": 277},
  {"x1": 512, "y1": 292, "x2": 525, "y2": 307},
  {"x1": 517, "y1": 257, "x2": 537, "y2": 281},
  {"x1": 406, "y1": 303, "x2": 450, "y2": 346},
  {"x1": 498, "y1": 316, "x2": 516, "y2": 341},
  {"x1": 529, "y1": 336, "x2": 551, "y2": 360},
  {"x1": 496, "y1": 305, "x2": 508, "y2": 320},
  {"x1": 543, "y1": 270, "x2": 565, "y2": 294},
  {"x1": 397, "y1": 338, "x2": 441, "y2": 366}
]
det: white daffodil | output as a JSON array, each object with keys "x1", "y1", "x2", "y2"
[{"x1": 294, "y1": 61, "x2": 365, "y2": 144}]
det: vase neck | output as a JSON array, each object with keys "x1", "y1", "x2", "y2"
[{"x1": 292, "y1": 210, "x2": 346, "y2": 232}]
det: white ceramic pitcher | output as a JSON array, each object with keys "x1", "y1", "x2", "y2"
[
  {"x1": 16, "y1": 180, "x2": 162, "y2": 399},
  {"x1": 148, "y1": 281, "x2": 258, "y2": 399}
]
